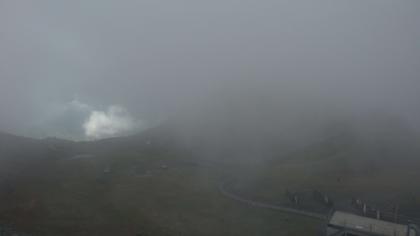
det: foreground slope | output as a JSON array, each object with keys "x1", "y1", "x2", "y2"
[
  {"x1": 0, "y1": 117, "x2": 419, "y2": 235},
  {"x1": 0, "y1": 128, "x2": 320, "y2": 236}
]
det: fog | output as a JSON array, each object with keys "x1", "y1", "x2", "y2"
[
  {"x1": 1, "y1": 2, "x2": 420, "y2": 235},
  {"x1": 0, "y1": 0, "x2": 419, "y2": 140}
]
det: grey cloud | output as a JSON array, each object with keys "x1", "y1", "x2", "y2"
[{"x1": 0, "y1": 0, "x2": 419, "y2": 139}]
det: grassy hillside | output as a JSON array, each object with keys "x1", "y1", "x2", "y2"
[
  {"x1": 230, "y1": 131, "x2": 420, "y2": 220},
  {"x1": 0, "y1": 122, "x2": 419, "y2": 235},
  {"x1": 0, "y1": 130, "x2": 321, "y2": 236}
]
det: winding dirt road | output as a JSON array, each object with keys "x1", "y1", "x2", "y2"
[{"x1": 219, "y1": 182, "x2": 328, "y2": 220}]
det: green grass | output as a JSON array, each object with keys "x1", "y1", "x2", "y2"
[
  {"x1": 2, "y1": 131, "x2": 420, "y2": 235},
  {"x1": 1, "y1": 150, "x2": 322, "y2": 236}
]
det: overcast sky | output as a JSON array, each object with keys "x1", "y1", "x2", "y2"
[{"x1": 0, "y1": 0, "x2": 419, "y2": 140}]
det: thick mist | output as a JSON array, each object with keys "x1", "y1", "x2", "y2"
[{"x1": 0, "y1": 0, "x2": 419, "y2": 141}]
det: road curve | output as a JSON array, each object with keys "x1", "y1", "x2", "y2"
[{"x1": 219, "y1": 182, "x2": 327, "y2": 220}]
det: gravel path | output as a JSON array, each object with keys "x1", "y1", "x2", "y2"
[{"x1": 219, "y1": 182, "x2": 328, "y2": 220}]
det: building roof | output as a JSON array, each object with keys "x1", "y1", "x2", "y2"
[{"x1": 329, "y1": 211, "x2": 416, "y2": 236}]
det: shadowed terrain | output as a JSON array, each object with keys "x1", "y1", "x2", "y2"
[{"x1": 0, "y1": 117, "x2": 419, "y2": 235}]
